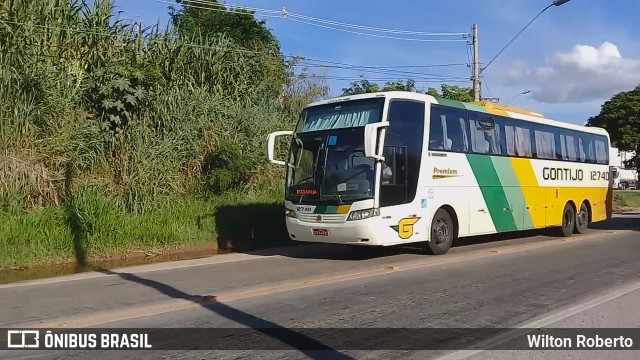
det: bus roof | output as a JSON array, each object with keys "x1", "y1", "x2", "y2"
[{"x1": 306, "y1": 91, "x2": 609, "y2": 139}]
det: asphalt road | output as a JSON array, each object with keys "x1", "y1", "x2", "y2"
[{"x1": 0, "y1": 214, "x2": 639, "y2": 360}]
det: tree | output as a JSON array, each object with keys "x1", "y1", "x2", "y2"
[
  {"x1": 341, "y1": 79, "x2": 380, "y2": 96},
  {"x1": 586, "y1": 85, "x2": 640, "y2": 168},
  {"x1": 380, "y1": 79, "x2": 416, "y2": 92},
  {"x1": 169, "y1": 0, "x2": 287, "y2": 96},
  {"x1": 170, "y1": 0, "x2": 280, "y2": 52},
  {"x1": 427, "y1": 84, "x2": 474, "y2": 102},
  {"x1": 341, "y1": 77, "x2": 473, "y2": 102}
]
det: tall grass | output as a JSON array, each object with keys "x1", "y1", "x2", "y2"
[
  {"x1": 0, "y1": 0, "x2": 327, "y2": 268},
  {"x1": 613, "y1": 190, "x2": 640, "y2": 209}
]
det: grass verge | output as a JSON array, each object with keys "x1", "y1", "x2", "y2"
[
  {"x1": 613, "y1": 190, "x2": 640, "y2": 210},
  {"x1": 0, "y1": 188, "x2": 289, "y2": 269}
]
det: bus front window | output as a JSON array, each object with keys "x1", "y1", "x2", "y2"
[{"x1": 286, "y1": 129, "x2": 377, "y2": 203}]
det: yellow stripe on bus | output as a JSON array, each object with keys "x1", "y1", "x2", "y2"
[{"x1": 336, "y1": 204, "x2": 351, "y2": 214}]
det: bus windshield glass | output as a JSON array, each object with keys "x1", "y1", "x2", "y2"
[
  {"x1": 286, "y1": 128, "x2": 376, "y2": 203},
  {"x1": 285, "y1": 98, "x2": 385, "y2": 204}
]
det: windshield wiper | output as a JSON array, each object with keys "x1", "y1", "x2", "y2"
[{"x1": 320, "y1": 165, "x2": 343, "y2": 204}]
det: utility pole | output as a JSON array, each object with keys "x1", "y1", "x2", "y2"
[{"x1": 471, "y1": 24, "x2": 481, "y2": 102}]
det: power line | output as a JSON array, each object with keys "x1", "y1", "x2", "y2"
[
  {"x1": 285, "y1": 17, "x2": 467, "y2": 42},
  {"x1": 296, "y1": 58, "x2": 468, "y2": 69},
  {"x1": 180, "y1": 0, "x2": 468, "y2": 36},
  {"x1": 162, "y1": 0, "x2": 468, "y2": 42},
  {"x1": 285, "y1": 12, "x2": 467, "y2": 37},
  {"x1": 157, "y1": 0, "x2": 283, "y2": 19},
  {"x1": 320, "y1": 76, "x2": 469, "y2": 83},
  {"x1": 480, "y1": 2, "x2": 566, "y2": 74},
  {"x1": 294, "y1": 63, "x2": 469, "y2": 79},
  {"x1": 481, "y1": 74, "x2": 492, "y2": 98}
]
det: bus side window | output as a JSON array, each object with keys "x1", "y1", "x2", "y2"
[
  {"x1": 429, "y1": 113, "x2": 445, "y2": 150},
  {"x1": 594, "y1": 138, "x2": 608, "y2": 164},
  {"x1": 382, "y1": 146, "x2": 407, "y2": 186},
  {"x1": 470, "y1": 115, "x2": 502, "y2": 155},
  {"x1": 579, "y1": 136, "x2": 595, "y2": 163},
  {"x1": 444, "y1": 110, "x2": 468, "y2": 152},
  {"x1": 429, "y1": 106, "x2": 468, "y2": 152},
  {"x1": 559, "y1": 131, "x2": 578, "y2": 161},
  {"x1": 504, "y1": 124, "x2": 533, "y2": 157},
  {"x1": 533, "y1": 126, "x2": 557, "y2": 160}
]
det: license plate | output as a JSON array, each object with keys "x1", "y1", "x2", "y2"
[{"x1": 312, "y1": 228, "x2": 329, "y2": 236}]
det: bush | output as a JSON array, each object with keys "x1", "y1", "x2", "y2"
[{"x1": 0, "y1": 0, "x2": 328, "y2": 268}]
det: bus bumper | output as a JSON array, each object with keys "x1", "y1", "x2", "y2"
[{"x1": 285, "y1": 217, "x2": 389, "y2": 246}]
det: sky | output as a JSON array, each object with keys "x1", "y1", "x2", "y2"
[{"x1": 112, "y1": 0, "x2": 640, "y2": 126}]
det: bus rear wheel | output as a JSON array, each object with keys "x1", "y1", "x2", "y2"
[
  {"x1": 426, "y1": 208, "x2": 454, "y2": 255},
  {"x1": 557, "y1": 202, "x2": 575, "y2": 237},
  {"x1": 574, "y1": 202, "x2": 589, "y2": 234}
]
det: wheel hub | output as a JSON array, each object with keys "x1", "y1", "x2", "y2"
[
  {"x1": 564, "y1": 210, "x2": 573, "y2": 228},
  {"x1": 433, "y1": 219, "x2": 448, "y2": 245},
  {"x1": 578, "y1": 210, "x2": 587, "y2": 226}
]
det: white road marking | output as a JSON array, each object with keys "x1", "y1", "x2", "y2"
[{"x1": 436, "y1": 279, "x2": 640, "y2": 360}]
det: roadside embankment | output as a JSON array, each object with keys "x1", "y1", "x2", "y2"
[
  {"x1": 612, "y1": 190, "x2": 640, "y2": 213},
  {"x1": 1, "y1": 191, "x2": 291, "y2": 270}
]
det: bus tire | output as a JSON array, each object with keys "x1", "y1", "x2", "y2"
[
  {"x1": 426, "y1": 208, "x2": 454, "y2": 255},
  {"x1": 574, "y1": 202, "x2": 589, "y2": 234},
  {"x1": 558, "y1": 202, "x2": 575, "y2": 237}
]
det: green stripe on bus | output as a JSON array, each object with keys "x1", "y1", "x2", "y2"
[
  {"x1": 314, "y1": 206, "x2": 336, "y2": 214},
  {"x1": 462, "y1": 102, "x2": 489, "y2": 113},
  {"x1": 466, "y1": 154, "x2": 518, "y2": 232},
  {"x1": 433, "y1": 97, "x2": 467, "y2": 110},
  {"x1": 490, "y1": 156, "x2": 534, "y2": 230}
]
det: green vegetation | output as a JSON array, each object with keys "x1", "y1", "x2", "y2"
[
  {"x1": 0, "y1": 0, "x2": 324, "y2": 269},
  {"x1": 587, "y1": 85, "x2": 640, "y2": 169},
  {"x1": 341, "y1": 79, "x2": 474, "y2": 102},
  {"x1": 613, "y1": 190, "x2": 640, "y2": 209}
]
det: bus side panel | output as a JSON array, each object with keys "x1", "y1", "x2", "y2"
[
  {"x1": 421, "y1": 152, "x2": 491, "y2": 238},
  {"x1": 423, "y1": 154, "x2": 610, "y2": 237},
  {"x1": 545, "y1": 186, "x2": 609, "y2": 225},
  {"x1": 528, "y1": 160, "x2": 610, "y2": 225},
  {"x1": 545, "y1": 187, "x2": 561, "y2": 227}
]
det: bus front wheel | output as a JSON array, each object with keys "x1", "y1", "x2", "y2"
[{"x1": 426, "y1": 208, "x2": 454, "y2": 255}]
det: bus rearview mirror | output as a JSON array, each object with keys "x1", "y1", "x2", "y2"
[
  {"x1": 364, "y1": 122, "x2": 389, "y2": 161},
  {"x1": 266, "y1": 130, "x2": 294, "y2": 166}
]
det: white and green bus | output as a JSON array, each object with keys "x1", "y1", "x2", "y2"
[{"x1": 266, "y1": 91, "x2": 613, "y2": 255}]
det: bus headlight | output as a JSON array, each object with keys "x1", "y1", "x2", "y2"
[
  {"x1": 285, "y1": 208, "x2": 297, "y2": 218},
  {"x1": 347, "y1": 208, "x2": 380, "y2": 221}
]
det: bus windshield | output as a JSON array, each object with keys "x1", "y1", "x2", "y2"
[{"x1": 286, "y1": 128, "x2": 377, "y2": 204}]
